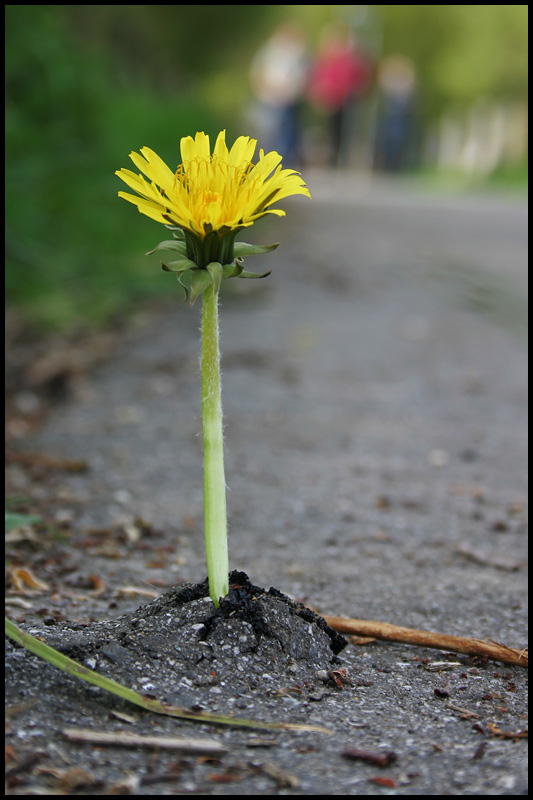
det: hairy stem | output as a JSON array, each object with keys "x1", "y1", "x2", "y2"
[{"x1": 201, "y1": 284, "x2": 229, "y2": 605}]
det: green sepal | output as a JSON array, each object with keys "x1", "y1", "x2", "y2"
[
  {"x1": 164, "y1": 225, "x2": 186, "y2": 240},
  {"x1": 233, "y1": 242, "x2": 279, "y2": 258},
  {"x1": 161, "y1": 257, "x2": 198, "y2": 273},
  {"x1": 189, "y1": 269, "x2": 214, "y2": 307},
  {"x1": 239, "y1": 269, "x2": 272, "y2": 279},
  {"x1": 184, "y1": 230, "x2": 240, "y2": 268},
  {"x1": 173, "y1": 280, "x2": 188, "y2": 302},
  {"x1": 146, "y1": 240, "x2": 188, "y2": 257},
  {"x1": 202, "y1": 231, "x2": 223, "y2": 266},
  {"x1": 222, "y1": 260, "x2": 244, "y2": 279},
  {"x1": 177, "y1": 268, "x2": 194, "y2": 303},
  {"x1": 206, "y1": 262, "x2": 223, "y2": 295}
]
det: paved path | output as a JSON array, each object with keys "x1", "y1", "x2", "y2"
[{"x1": 6, "y1": 175, "x2": 528, "y2": 795}]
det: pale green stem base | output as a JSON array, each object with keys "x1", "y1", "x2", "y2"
[{"x1": 201, "y1": 285, "x2": 229, "y2": 606}]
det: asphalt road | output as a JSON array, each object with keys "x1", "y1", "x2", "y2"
[{"x1": 6, "y1": 173, "x2": 528, "y2": 795}]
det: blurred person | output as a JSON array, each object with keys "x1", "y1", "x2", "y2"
[
  {"x1": 374, "y1": 55, "x2": 419, "y2": 172},
  {"x1": 248, "y1": 21, "x2": 308, "y2": 166},
  {"x1": 307, "y1": 21, "x2": 372, "y2": 168}
]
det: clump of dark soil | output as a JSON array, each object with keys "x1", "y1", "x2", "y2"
[{"x1": 31, "y1": 571, "x2": 347, "y2": 711}]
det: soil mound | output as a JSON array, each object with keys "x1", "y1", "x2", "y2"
[{"x1": 31, "y1": 571, "x2": 347, "y2": 710}]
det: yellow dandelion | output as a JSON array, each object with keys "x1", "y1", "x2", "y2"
[{"x1": 116, "y1": 130, "x2": 311, "y2": 240}]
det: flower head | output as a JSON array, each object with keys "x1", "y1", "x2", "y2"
[
  {"x1": 116, "y1": 130, "x2": 310, "y2": 304},
  {"x1": 116, "y1": 130, "x2": 310, "y2": 237}
]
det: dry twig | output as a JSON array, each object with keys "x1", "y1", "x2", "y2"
[
  {"x1": 322, "y1": 615, "x2": 528, "y2": 668},
  {"x1": 62, "y1": 728, "x2": 228, "y2": 754}
]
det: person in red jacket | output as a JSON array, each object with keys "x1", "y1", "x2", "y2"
[{"x1": 307, "y1": 22, "x2": 372, "y2": 168}]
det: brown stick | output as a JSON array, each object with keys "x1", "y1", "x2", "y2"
[{"x1": 322, "y1": 615, "x2": 528, "y2": 668}]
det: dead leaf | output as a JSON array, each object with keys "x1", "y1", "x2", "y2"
[
  {"x1": 88, "y1": 574, "x2": 106, "y2": 596},
  {"x1": 368, "y1": 776, "x2": 397, "y2": 787},
  {"x1": 207, "y1": 770, "x2": 243, "y2": 783},
  {"x1": 327, "y1": 668, "x2": 351, "y2": 688},
  {"x1": 116, "y1": 586, "x2": 160, "y2": 599},
  {"x1": 260, "y1": 761, "x2": 300, "y2": 788},
  {"x1": 58, "y1": 767, "x2": 97, "y2": 791},
  {"x1": 110, "y1": 710, "x2": 137, "y2": 724},
  {"x1": 445, "y1": 702, "x2": 480, "y2": 720},
  {"x1": 10, "y1": 567, "x2": 50, "y2": 593},
  {"x1": 5, "y1": 745, "x2": 18, "y2": 765},
  {"x1": 487, "y1": 723, "x2": 528, "y2": 740},
  {"x1": 342, "y1": 748, "x2": 397, "y2": 767},
  {"x1": 4, "y1": 596, "x2": 34, "y2": 609}
]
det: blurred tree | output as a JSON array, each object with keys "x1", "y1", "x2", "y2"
[
  {"x1": 66, "y1": 5, "x2": 279, "y2": 86},
  {"x1": 380, "y1": 5, "x2": 528, "y2": 121}
]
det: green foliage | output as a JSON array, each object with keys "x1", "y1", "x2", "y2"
[
  {"x1": 381, "y1": 5, "x2": 528, "y2": 120},
  {"x1": 5, "y1": 5, "x2": 267, "y2": 332}
]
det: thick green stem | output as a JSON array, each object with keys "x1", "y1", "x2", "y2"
[{"x1": 201, "y1": 284, "x2": 229, "y2": 606}]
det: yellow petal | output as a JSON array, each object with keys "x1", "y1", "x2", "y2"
[
  {"x1": 227, "y1": 135, "x2": 256, "y2": 168},
  {"x1": 118, "y1": 192, "x2": 169, "y2": 223},
  {"x1": 213, "y1": 130, "x2": 229, "y2": 162},
  {"x1": 138, "y1": 147, "x2": 176, "y2": 191}
]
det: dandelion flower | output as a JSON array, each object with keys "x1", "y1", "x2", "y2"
[
  {"x1": 116, "y1": 130, "x2": 310, "y2": 240},
  {"x1": 116, "y1": 130, "x2": 310, "y2": 303}
]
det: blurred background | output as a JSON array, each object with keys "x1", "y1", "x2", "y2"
[{"x1": 5, "y1": 4, "x2": 528, "y2": 334}]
